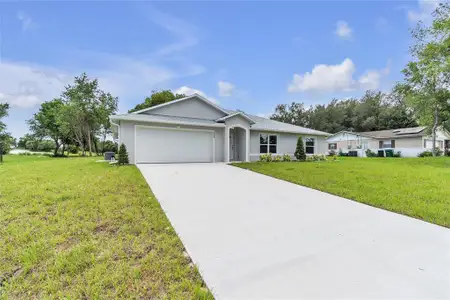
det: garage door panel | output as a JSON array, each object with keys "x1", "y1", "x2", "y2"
[{"x1": 136, "y1": 126, "x2": 213, "y2": 163}]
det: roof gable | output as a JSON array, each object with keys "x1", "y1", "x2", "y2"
[
  {"x1": 216, "y1": 112, "x2": 255, "y2": 124},
  {"x1": 132, "y1": 94, "x2": 229, "y2": 116}
]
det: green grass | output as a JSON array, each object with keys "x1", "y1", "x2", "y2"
[
  {"x1": 0, "y1": 155, "x2": 213, "y2": 299},
  {"x1": 234, "y1": 157, "x2": 450, "y2": 228}
]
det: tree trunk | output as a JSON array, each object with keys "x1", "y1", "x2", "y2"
[
  {"x1": 93, "y1": 137, "x2": 99, "y2": 155},
  {"x1": 432, "y1": 105, "x2": 439, "y2": 157},
  {"x1": 87, "y1": 126, "x2": 92, "y2": 157},
  {"x1": 53, "y1": 142, "x2": 60, "y2": 157},
  {"x1": 62, "y1": 144, "x2": 66, "y2": 156},
  {"x1": 102, "y1": 132, "x2": 107, "y2": 154}
]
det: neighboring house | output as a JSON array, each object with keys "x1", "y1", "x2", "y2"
[
  {"x1": 110, "y1": 94, "x2": 329, "y2": 164},
  {"x1": 326, "y1": 126, "x2": 450, "y2": 157}
]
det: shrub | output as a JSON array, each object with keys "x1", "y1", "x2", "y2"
[
  {"x1": 306, "y1": 154, "x2": 327, "y2": 162},
  {"x1": 365, "y1": 149, "x2": 378, "y2": 157},
  {"x1": 418, "y1": 150, "x2": 433, "y2": 157},
  {"x1": 294, "y1": 136, "x2": 306, "y2": 161},
  {"x1": 328, "y1": 149, "x2": 336, "y2": 156},
  {"x1": 282, "y1": 154, "x2": 291, "y2": 162},
  {"x1": 259, "y1": 153, "x2": 272, "y2": 162},
  {"x1": 445, "y1": 149, "x2": 450, "y2": 157},
  {"x1": 418, "y1": 148, "x2": 443, "y2": 157},
  {"x1": 338, "y1": 151, "x2": 348, "y2": 157},
  {"x1": 67, "y1": 145, "x2": 79, "y2": 154},
  {"x1": 273, "y1": 155, "x2": 282, "y2": 162},
  {"x1": 393, "y1": 151, "x2": 402, "y2": 158},
  {"x1": 118, "y1": 143, "x2": 129, "y2": 165}
]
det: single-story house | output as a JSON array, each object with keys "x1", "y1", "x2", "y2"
[
  {"x1": 326, "y1": 126, "x2": 450, "y2": 157},
  {"x1": 110, "y1": 94, "x2": 329, "y2": 164}
]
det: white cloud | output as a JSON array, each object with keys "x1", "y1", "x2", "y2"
[
  {"x1": 256, "y1": 112, "x2": 272, "y2": 118},
  {"x1": 288, "y1": 58, "x2": 390, "y2": 93},
  {"x1": 17, "y1": 11, "x2": 34, "y2": 32},
  {"x1": 408, "y1": 0, "x2": 439, "y2": 23},
  {"x1": 288, "y1": 58, "x2": 356, "y2": 92},
  {"x1": 218, "y1": 81, "x2": 235, "y2": 97},
  {"x1": 147, "y1": 7, "x2": 200, "y2": 56},
  {"x1": 0, "y1": 61, "x2": 70, "y2": 108},
  {"x1": 174, "y1": 86, "x2": 218, "y2": 104},
  {"x1": 335, "y1": 21, "x2": 353, "y2": 40}
]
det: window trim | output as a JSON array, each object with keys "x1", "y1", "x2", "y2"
[
  {"x1": 305, "y1": 137, "x2": 315, "y2": 154},
  {"x1": 328, "y1": 143, "x2": 337, "y2": 150},
  {"x1": 259, "y1": 133, "x2": 279, "y2": 154},
  {"x1": 379, "y1": 139, "x2": 394, "y2": 149}
]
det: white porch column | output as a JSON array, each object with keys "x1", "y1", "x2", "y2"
[
  {"x1": 246, "y1": 128, "x2": 250, "y2": 162},
  {"x1": 224, "y1": 127, "x2": 230, "y2": 163}
]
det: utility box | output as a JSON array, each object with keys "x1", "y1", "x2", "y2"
[{"x1": 104, "y1": 152, "x2": 115, "y2": 161}]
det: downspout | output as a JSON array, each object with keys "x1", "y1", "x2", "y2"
[{"x1": 110, "y1": 118, "x2": 120, "y2": 145}]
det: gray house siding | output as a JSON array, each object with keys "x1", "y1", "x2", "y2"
[
  {"x1": 249, "y1": 131, "x2": 328, "y2": 161},
  {"x1": 141, "y1": 97, "x2": 227, "y2": 120},
  {"x1": 119, "y1": 120, "x2": 225, "y2": 164}
]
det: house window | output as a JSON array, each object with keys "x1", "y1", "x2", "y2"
[
  {"x1": 305, "y1": 137, "x2": 315, "y2": 154},
  {"x1": 379, "y1": 140, "x2": 395, "y2": 148},
  {"x1": 328, "y1": 143, "x2": 337, "y2": 150},
  {"x1": 260, "y1": 133, "x2": 277, "y2": 153},
  {"x1": 424, "y1": 139, "x2": 444, "y2": 149}
]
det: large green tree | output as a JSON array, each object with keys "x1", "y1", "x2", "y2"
[
  {"x1": 400, "y1": 2, "x2": 450, "y2": 156},
  {"x1": 0, "y1": 103, "x2": 12, "y2": 157},
  {"x1": 128, "y1": 90, "x2": 186, "y2": 113},
  {"x1": 28, "y1": 98, "x2": 66, "y2": 156},
  {"x1": 60, "y1": 73, "x2": 118, "y2": 156}
]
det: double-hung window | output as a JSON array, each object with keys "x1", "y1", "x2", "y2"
[
  {"x1": 379, "y1": 140, "x2": 395, "y2": 149},
  {"x1": 305, "y1": 137, "x2": 315, "y2": 154},
  {"x1": 260, "y1": 133, "x2": 277, "y2": 154},
  {"x1": 328, "y1": 143, "x2": 337, "y2": 150}
]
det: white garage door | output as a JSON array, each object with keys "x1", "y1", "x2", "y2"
[{"x1": 135, "y1": 126, "x2": 214, "y2": 163}]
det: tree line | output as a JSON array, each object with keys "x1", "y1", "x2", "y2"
[{"x1": 271, "y1": 90, "x2": 418, "y2": 133}]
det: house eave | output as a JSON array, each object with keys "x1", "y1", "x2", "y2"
[{"x1": 110, "y1": 115, "x2": 226, "y2": 128}]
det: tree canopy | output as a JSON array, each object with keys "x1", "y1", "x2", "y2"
[
  {"x1": 0, "y1": 103, "x2": 12, "y2": 156},
  {"x1": 271, "y1": 90, "x2": 418, "y2": 133},
  {"x1": 398, "y1": 2, "x2": 450, "y2": 155},
  {"x1": 128, "y1": 90, "x2": 186, "y2": 113}
]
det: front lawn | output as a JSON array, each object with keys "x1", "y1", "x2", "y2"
[
  {"x1": 0, "y1": 155, "x2": 212, "y2": 299},
  {"x1": 234, "y1": 157, "x2": 450, "y2": 228}
]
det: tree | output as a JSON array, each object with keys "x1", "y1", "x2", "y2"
[
  {"x1": 0, "y1": 103, "x2": 12, "y2": 158},
  {"x1": 28, "y1": 98, "x2": 66, "y2": 156},
  {"x1": 128, "y1": 90, "x2": 186, "y2": 113},
  {"x1": 118, "y1": 143, "x2": 129, "y2": 165},
  {"x1": 60, "y1": 73, "x2": 118, "y2": 156},
  {"x1": 294, "y1": 136, "x2": 306, "y2": 161},
  {"x1": 400, "y1": 2, "x2": 450, "y2": 156},
  {"x1": 270, "y1": 91, "x2": 418, "y2": 134}
]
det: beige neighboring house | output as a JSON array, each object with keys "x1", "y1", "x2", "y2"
[{"x1": 326, "y1": 126, "x2": 450, "y2": 157}]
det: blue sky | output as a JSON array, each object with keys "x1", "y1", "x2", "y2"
[{"x1": 0, "y1": 0, "x2": 439, "y2": 138}]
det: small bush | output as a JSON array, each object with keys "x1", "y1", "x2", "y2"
[
  {"x1": 118, "y1": 143, "x2": 129, "y2": 165},
  {"x1": 294, "y1": 137, "x2": 306, "y2": 161},
  {"x1": 259, "y1": 153, "x2": 272, "y2": 162},
  {"x1": 445, "y1": 149, "x2": 450, "y2": 157},
  {"x1": 393, "y1": 151, "x2": 402, "y2": 158},
  {"x1": 328, "y1": 149, "x2": 336, "y2": 156},
  {"x1": 418, "y1": 150, "x2": 432, "y2": 157},
  {"x1": 418, "y1": 148, "x2": 442, "y2": 157},
  {"x1": 338, "y1": 151, "x2": 348, "y2": 157},
  {"x1": 282, "y1": 154, "x2": 291, "y2": 162},
  {"x1": 272, "y1": 155, "x2": 282, "y2": 162},
  {"x1": 365, "y1": 149, "x2": 378, "y2": 157},
  {"x1": 306, "y1": 154, "x2": 327, "y2": 162}
]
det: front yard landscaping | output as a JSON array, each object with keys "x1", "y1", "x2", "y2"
[
  {"x1": 234, "y1": 157, "x2": 450, "y2": 228},
  {"x1": 0, "y1": 155, "x2": 212, "y2": 299}
]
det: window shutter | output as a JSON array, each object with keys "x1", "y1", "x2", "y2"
[
  {"x1": 379, "y1": 141, "x2": 383, "y2": 149},
  {"x1": 391, "y1": 140, "x2": 395, "y2": 148}
]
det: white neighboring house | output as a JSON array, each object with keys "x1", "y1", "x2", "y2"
[
  {"x1": 326, "y1": 127, "x2": 450, "y2": 157},
  {"x1": 110, "y1": 94, "x2": 330, "y2": 164}
]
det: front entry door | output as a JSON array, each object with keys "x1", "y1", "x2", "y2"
[{"x1": 229, "y1": 129, "x2": 235, "y2": 161}]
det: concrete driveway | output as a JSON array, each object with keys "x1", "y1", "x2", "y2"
[{"x1": 138, "y1": 163, "x2": 450, "y2": 299}]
